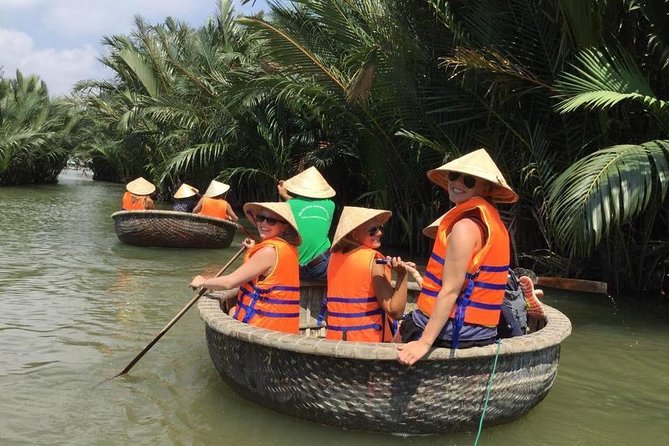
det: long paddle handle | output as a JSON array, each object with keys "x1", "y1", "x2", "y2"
[{"x1": 114, "y1": 246, "x2": 246, "y2": 377}]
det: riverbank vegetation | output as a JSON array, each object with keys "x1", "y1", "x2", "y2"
[
  {"x1": 0, "y1": 71, "x2": 79, "y2": 185},
  {"x1": 3, "y1": 0, "x2": 668, "y2": 298}
]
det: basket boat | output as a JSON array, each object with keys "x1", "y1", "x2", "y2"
[
  {"x1": 197, "y1": 282, "x2": 571, "y2": 434},
  {"x1": 111, "y1": 210, "x2": 236, "y2": 248}
]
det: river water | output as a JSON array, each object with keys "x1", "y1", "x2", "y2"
[{"x1": 0, "y1": 169, "x2": 667, "y2": 445}]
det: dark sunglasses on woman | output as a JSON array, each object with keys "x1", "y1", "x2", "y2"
[
  {"x1": 368, "y1": 225, "x2": 384, "y2": 236},
  {"x1": 255, "y1": 214, "x2": 286, "y2": 226},
  {"x1": 448, "y1": 172, "x2": 477, "y2": 189}
]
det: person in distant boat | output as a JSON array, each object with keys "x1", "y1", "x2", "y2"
[
  {"x1": 277, "y1": 166, "x2": 335, "y2": 281},
  {"x1": 323, "y1": 206, "x2": 413, "y2": 342},
  {"x1": 172, "y1": 183, "x2": 200, "y2": 213},
  {"x1": 121, "y1": 177, "x2": 156, "y2": 210},
  {"x1": 193, "y1": 180, "x2": 238, "y2": 222},
  {"x1": 190, "y1": 202, "x2": 301, "y2": 334},
  {"x1": 397, "y1": 149, "x2": 519, "y2": 365}
]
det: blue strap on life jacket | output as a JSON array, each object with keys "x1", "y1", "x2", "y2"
[
  {"x1": 451, "y1": 276, "x2": 476, "y2": 349},
  {"x1": 238, "y1": 281, "x2": 299, "y2": 323}
]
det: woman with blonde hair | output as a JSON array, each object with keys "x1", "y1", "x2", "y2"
[
  {"x1": 190, "y1": 202, "x2": 300, "y2": 334},
  {"x1": 397, "y1": 149, "x2": 518, "y2": 365},
  {"x1": 324, "y1": 206, "x2": 412, "y2": 342}
]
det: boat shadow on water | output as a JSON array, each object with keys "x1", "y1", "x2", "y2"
[{"x1": 197, "y1": 282, "x2": 572, "y2": 435}]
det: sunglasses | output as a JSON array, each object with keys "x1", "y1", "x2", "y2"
[
  {"x1": 367, "y1": 225, "x2": 384, "y2": 236},
  {"x1": 448, "y1": 172, "x2": 477, "y2": 189},
  {"x1": 255, "y1": 214, "x2": 286, "y2": 226}
]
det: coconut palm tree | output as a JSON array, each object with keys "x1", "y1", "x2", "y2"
[{"x1": 0, "y1": 71, "x2": 77, "y2": 186}]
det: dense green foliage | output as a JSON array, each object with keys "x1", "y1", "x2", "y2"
[
  {"x1": 11, "y1": 0, "x2": 669, "y2": 297},
  {"x1": 0, "y1": 71, "x2": 78, "y2": 185}
]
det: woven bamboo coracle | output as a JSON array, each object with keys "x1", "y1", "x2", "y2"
[
  {"x1": 198, "y1": 282, "x2": 572, "y2": 434},
  {"x1": 111, "y1": 210, "x2": 236, "y2": 248}
]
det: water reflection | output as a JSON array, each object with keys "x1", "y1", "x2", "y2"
[{"x1": 0, "y1": 169, "x2": 667, "y2": 445}]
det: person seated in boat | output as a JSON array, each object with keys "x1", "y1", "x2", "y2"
[
  {"x1": 190, "y1": 202, "x2": 301, "y2": 334},
  {"x1": 172, "y1": 183, "x2": 200, "y2": 213},
  {"x1": 121, "y1": 177, "x2": 156, "y2": 210},
  {"x1": 423, "y1": 216, "x2": 546, "y2": 337},
  {"x1": 193, "y1": 180, "x2": 238, "y2": 222},
  {"x1": 397, "y1": 149, "x2": 519, "y2": 365},
  {"x1": 277, "y1": 166, "x2": 336, "y2": 281},
  {"x1": 409, "y1": 218, "x2": 532, "y2": 338},
  {"x1": 323, "y1": 206, "x2": 413, "y2": 342}
]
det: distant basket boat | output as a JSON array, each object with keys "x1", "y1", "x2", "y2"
[
  {"x1": 111, "y1": 210, "x2": 237, "y2": 248},
  {"x1": 198, "y1": 282, "x2": 572, "y2": 434}
]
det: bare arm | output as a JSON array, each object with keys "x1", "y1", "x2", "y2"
[
  {"x1": 144, "y1": 197, "x2": 156, "y2": 210},
  {"x1": 372, "y1": 257, "x2": 409, "y2": 320},
  {"x1": 190, "y1": 246, "x2": 276, "y2": 290},
  {"x1": 397, "y1": 219, "x2": 482, "y2": 365},
  {"x1": 192, "y1": 197, "x2": 204, "y2": 214},
  {"x1": 226, "y1": 203, "x2": 239, "y2": 222}
]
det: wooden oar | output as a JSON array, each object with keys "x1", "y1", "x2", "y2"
[
  {"x1": 113, "y1": 245, "x2": 246, "y2": 378},
  {"x1": 537, "y1": 276, "x2": 608, "y2": 294}
]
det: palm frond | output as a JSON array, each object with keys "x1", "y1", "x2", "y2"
[
  {"x1": 548, "y1": 140, "x2": 669, "y2": 256},
  {"x1": 555, "y1": 46, "x2": 669, "y2": 113}
]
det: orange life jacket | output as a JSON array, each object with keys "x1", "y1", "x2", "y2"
[
  {"x1": 122, "y1": 192, "x2": 149, "y2": 210},
  {"x1": 325, "y1": 247, "x2": 394, "y2": 342},
  {"x1": 417, "y1": 196, "x2": 509, "y2": 348},
  {"x1": 233, "y1": 237, "x2": 300, "y2": 333},
  {"x1": 199, "y1": 197, "x2": 229, "y2": 220}
]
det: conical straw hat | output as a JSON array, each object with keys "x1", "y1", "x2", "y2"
[
  {"x1": 243, "y1": 202, "x2": 302, "y2": 246},
  {"x1": 204, "y1": 180, "x2": 230, "y2": 198},
  {"x1": 422, "y1": 214, "x2": 445, "y2": 239},
  {"x1": 331, "y1": 206, "x2": 392, "y2": 249},
  {"x1": 427, "y1": 149, "x2": 518, "y2": 203},
  {"x1": 283, "y1": 166, "x2": 336, "y2": 199},
  {"x1": 126, "y1": 177, "x2": 155, "y2": 196},
  {"x1": 173, "y1": 183, "x2": 199, "y2": 199}
]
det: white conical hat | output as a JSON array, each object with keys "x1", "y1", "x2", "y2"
[
  {"x1": 331, "y1": 206, "x2": 392, "y2": 249},
  {"x1": 427, "y1": 148, "x2": 518, "y2": 203},
  {"x1": 283, "y1": 166, "x2": 336, "y2": 199},
  {"x1": 422, "y1": 214, "x2": 445, "y2": 239},
  {"x1": 243, "y1": 202, "x2": 302, "y2": 246},
  {"x1": 126, "y1": 177, "x2": 155, "y2": 196},
  {"x1": 173, "y1": 183, "x2": 199, "y2": 199},
  {"x1": 204, "y1": 180, "x2": 230, "y2": 198}
]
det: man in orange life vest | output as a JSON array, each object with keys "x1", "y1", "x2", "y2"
[
  {"x1": 121, "y1": 177, "x2": 156, "y2": 210},
  {"x1": 397, "y1": 149, "x2": 519, "y2": 365},
  {"x1": 193, "y1": 180, "x2": 238, "y2": 222}
]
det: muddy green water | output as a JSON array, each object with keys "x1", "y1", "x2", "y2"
[{"x1": 1, "y1": 169, "x2": 667, "y2": 445}]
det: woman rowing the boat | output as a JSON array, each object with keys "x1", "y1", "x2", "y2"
[
  {"x1": 121, "y1": 177, "x2": 156, "y2": 211},
  {"x1": 193, "y1": 180, "x2": 239, "y2": 222},
  {"x1": 190, "y1": 202, "x2": 301, "y2": 333},
  {"x1": 323, "y1": 206, "x2": 415, "y2": 342},
  {"x1": 397, "y1": 149, "x2": 518, "y2": 365}
]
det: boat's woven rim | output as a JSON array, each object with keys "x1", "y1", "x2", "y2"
[
  {"x1": 111, "y1": 210, "x2": 238, "y2": 228},
  {"x1": 198, "y1": 290, "x2": 572, "y2": 361}
]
